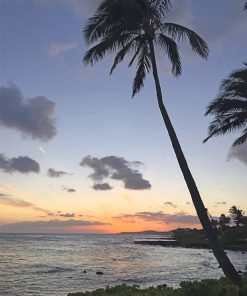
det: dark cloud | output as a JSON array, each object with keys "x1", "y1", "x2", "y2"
[
  {"x1": 164, "y1": 202, "x2": 177, "y2": 208},
  {"x1": 228, "y1": 143, "x2": 247, "y2": 166},
  {"x1": 47, "y1": 168, "x2": 69, "y2": 178},
  {"x1": 0, "y1": 219, "x2": 111, "y2": 233},
  {"x1": 59, "y1": 213, "x2": 75, "y2": 218},
  {"x1": 80, "y1": 155, "x2": 151, "y2": 190},
  {"x1": 92, "y1": 183, "x2": 112, "y2": 191},
  {"x1": 115, "y1": 211, "x2": 199, "y2": 225},
  {"x1": 0, "y1": 153, "x2": 40, "y2": 174},
  {"x1": 0, "y1": 85, "x2": 56, "y2": 141}
]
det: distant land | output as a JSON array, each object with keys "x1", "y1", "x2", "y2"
[{"x1": 119, "y1": 230, "x2": 171, "y2": 235}]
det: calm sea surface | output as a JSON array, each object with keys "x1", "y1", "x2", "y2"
[{"x1": 0, "y1": 233, "x2": 246, "y2": 296}]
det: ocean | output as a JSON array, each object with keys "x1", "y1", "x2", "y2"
[{"x1": 0, "y1": 233, "x2": 246, "y2": 296}]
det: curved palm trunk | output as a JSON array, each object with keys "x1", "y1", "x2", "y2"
[{"x1": 148, "y1": 40, "x2": 241, "y2": 286}]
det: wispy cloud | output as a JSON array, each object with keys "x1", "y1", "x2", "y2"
[
  {"x1": 46, "y1": 42, "x2": 77, "y2": 57},
  {"x1": 164, "y1": 201, "x2": 178, "y2": 208},
  {"x1": 47, "y1": 168, "x2": 70, "y2": 178},
  {"x1": 0, "y1": 195, "x2": 51, "y2": 214},
  {"x1": 214, "y1": 201, "x2": 227, "y2": 207},
  {"x1": 63, "y1": 187, "x2": 76, "y2": 193}
]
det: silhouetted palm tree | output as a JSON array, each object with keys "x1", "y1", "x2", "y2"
[
  {"x1": 83, "y1": 0, "x2": 241, "y2": 285},
  {"x1": 204, "y1": 64, "x2": 247, "y2": 146},
  {"x1": 229, "y1": 206, "x2": 245, "y2": 228}
]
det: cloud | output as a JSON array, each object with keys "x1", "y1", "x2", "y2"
[
  {"x1": 115, "y1": 211, "x2": 199, "y2": 225},
  {"x1": 164, "y1": 201, "x2": 177, "y2": 208},
  {"x1": 92, "y1": 183, "x2": 112, "y2": 191},
  {"x1": 59, "y1": 213, "x2": 75, "y2": 218},
  {"x1": 214, "y1": 201, "x2": 227, "y2": 207},
  {"x1": 33, "y1": 0, "x2": 102, "y2": 17},
  {"x1": 46, "y1": 42, "x2": 77, "y2": 57},
  {"x1": 0, "y1": 195, "x2": 51, "y2": 214},
  {"x1": 47, "y1": 168, "x2": 70, "y2": 178},
  {"x1": 0, "y1": 85, "x2": 56, "y2": 141},
  {"x1": 63, "y1": 187, "x2": 76, "y2": 193},
  {"x1": 228, "y1": 143, "x2": 247, "y2": 166},
  {"x1": 0, "y1": 153, "x2": 40, "y2": 174},
  {"x1": 80, "y1": 155, "x2": 151, "y2": 190},
  {"x1": 0, "y1": 219, "x2": 111, "y2": 233}
]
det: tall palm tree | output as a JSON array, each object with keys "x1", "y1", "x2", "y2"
[
  {"x1": 83, "y1": 0, "x2": 241, "y2": 285},
  {"x1": 204, "y1": 64, "x2": 247, "y2": 146}
]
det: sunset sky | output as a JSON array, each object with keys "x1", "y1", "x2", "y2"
[{"x1": 0, "y1": 0, "x2": 246, "y2": 233}]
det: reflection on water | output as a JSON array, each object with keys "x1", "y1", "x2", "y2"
[{"x1": 0, "y1": 233, "x2": 246, "y2": 296}]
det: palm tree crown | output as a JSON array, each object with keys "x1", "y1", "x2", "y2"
[
  {"x1": 204, "y1": 64, "x2": 247, "y2": 146},
  {"x1": 83, "y1": 0, "x2": 208, "y2": 97}
]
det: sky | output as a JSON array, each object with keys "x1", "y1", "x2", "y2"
[{"x1": 0, "y1": 0, "x2": 246, "y2": 233}]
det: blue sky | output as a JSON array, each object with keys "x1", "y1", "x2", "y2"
[{"x1": 0, "y1": 0, "x2": 246, "y2": 233}]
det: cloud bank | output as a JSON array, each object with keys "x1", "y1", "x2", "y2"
[
  {"x1": 0, "y1": 154, "x2": 40, "y2": 174},
  {"x1": 0, "y1": 85, "x2": 56, "y2": 141},
  {"x1": 115, "y1": 211, "x2": 199, "y2": 225},
  {"x1": 0, "y1": 219, "x2": 110, "y2": 233},
  {"x1": 80, "y1": 155, "x2": 151, "y2": 190}
]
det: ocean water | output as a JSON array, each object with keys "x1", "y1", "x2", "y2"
[{"x1": 0, "y1": 233, "x2": 246, "y2": 296}]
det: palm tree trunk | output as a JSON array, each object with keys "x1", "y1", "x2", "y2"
[{"x1": 148, "y1": 40, "x2": 241, "y2": 286}]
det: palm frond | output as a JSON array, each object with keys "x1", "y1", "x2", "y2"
[
  {"x1": 205, "y1": 98, "x2": 247, "y2": 116},
  {"x1": 110, "y1": 37, "x2": 139, "y2": 74},
  {"x1": 83, "y1": 33, "x2": 132, "y2": 65},
  {"x1": 132, "y1": 45, "x2": 151, "y2": 97},
  {"x1": 203, "y1": 113, "x2": 247, "y2": 143},
  {"x1": 233, "y1": 128, "x2": 247, "y2": 145},
  {"x1": 162, "y1": 23, "x2": 209, "y2": 59},
  {"x1": 157, "y1": 33, "x2": 181, "y2": 76}
]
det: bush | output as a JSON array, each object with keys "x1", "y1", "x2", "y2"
[{"x1": 68, "y1": 277, "x2": 247, "y2": 296}]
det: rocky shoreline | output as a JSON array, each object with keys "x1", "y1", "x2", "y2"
[{"x1": 134, "y1": 240, "x2": 247, "y2": 252}]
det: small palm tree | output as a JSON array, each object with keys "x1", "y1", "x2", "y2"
[
  {"x1": 204, "y1": 64, "x2": 247, "y2": 146},
  {"x1": 83, "y1": 0, "x2": 240, "y2": 285},
  {"x1": 229, "y1": 206, "x2": 245, "y2": 228}
]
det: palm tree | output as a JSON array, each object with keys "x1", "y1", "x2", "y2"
[
  {"x1": 204, "y1": 64, "x2": 247, "y2": 146},
  {"x1": 83, "y1": 0, "x2": 241, "y2": 285},
  {"x1": 219, "y1": 214, "x2": 231, "y2": 231},
  {"x1": 229, "y1": 206, "x2": 245, "y2": 228}
]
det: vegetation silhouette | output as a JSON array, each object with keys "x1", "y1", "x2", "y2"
[
  {"x1": 83, "y1": 0, "x2": 241, "y2": 285},
  {"x1": 204, "y1": 64, "x2": 247, "y2": 146}
]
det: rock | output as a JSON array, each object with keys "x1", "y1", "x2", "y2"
[{"x1": 96, "y1": 271, "x2": 104, "y2": 275}]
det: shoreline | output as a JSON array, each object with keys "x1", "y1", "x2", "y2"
[{"x1": 134, "y1": 240, "x2": 247, "y2": 252}]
